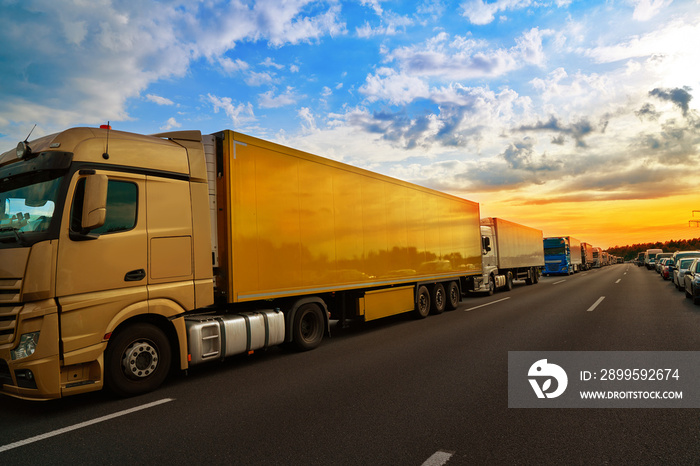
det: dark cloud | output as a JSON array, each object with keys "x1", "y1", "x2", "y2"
[
  {"x1": 649, "y1": 87, "x2": 693, "y2": 116},
  {"x1": 635, "y1": 103, "x2": 659, "y2": 121},
  {"x1": 517, "y1": 116, "x2": 594, "y2": 148}
]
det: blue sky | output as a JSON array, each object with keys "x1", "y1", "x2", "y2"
[{"x1": 1, "y1": 0, "x2": 699, "y2": 247}]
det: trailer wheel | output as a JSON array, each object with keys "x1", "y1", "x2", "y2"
[
  {"x1": 414, "y1": 286, "x2": 431, "y2": 318},
  {"x1": 292, "y1": 303, "x2": 325, "y2": 351},
  {"x1": 525, "y1": 267, "x2": 539, "y2": 285},
  {"x1": 105, "y1": 323, "x2": 172, "y2": 397},
  {"x1": 446, "y1": 282, "x2": 460, "y2": 310},
  {"x1": 505, "y1": 272, "x2": 513, "y2": 291},
  {"x1": 430, "y1": 284, "x2": 446, "y2": 315},
  {"x1": 532, "y1": 268, "x2": 539, "y2": 284}
]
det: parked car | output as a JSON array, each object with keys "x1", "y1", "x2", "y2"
[
  {"x1": 684, "y1": 259, "x2": 700, "y2": 305},
  {"x1": 655, "y1": 253, "x2": 673, "y2": 273},
  {"x1": 672, "y1": 252, "x2": 700, "y2": 290},
  {"x1": 659, "y1": 258, "x2": 672, "y2": 280}
]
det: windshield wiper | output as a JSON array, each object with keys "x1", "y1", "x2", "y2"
[{"x1": 0, "y1": 226, "x2": 26, "y2": 245}]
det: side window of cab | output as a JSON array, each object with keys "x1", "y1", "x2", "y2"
[{"x1": 70, "y1": 178, "x2": 138, "y2": 236}]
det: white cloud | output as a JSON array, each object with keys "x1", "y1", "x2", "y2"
[
  {"x1": 359, "y1": 68, "x2": 430, "y2": 105},
  {"x1": 160, "y1": 117, "x2": 181, "y2": 130},
  {"x1": 259, "y1": 87, "x2": 302, "y2": 108},
  {"x1": 630, "y1": 0, "x2": 673, "y2": 21},
  {"x1": 460, "y1": 0, "x2": 533, "y2": 25},
  {"x1": 367, "y1": 28, "x2": 552, "y2": 87},
  {"x1": 298, "y1": 107, "x2": 317, "y2": 131},
  {"x1": 146, "y1": 94, "x2": 175, "y2": 106},
  {"x1": 356, "y1": 12, "x2": 413, "y2": 38},
  {"x1": 206, "y1": 94, "x2": 256, "y2": 126},
  {"x1": 261, "y1": 57, "x2": 285, "y2": 69},
  {"x1": 218, "y1": 57, "x2": 250, "y2": 74}
]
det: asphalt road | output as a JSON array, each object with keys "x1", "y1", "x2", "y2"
[{"x1": 2, "y1": 264, "x2": 700, "y2": 465}]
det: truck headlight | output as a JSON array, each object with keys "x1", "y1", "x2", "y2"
[{"x1": 11, "y1": 332, "x2": 40, "y2": 360}]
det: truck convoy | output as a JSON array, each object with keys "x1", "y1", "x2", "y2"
[
  {"x1": 0, "y1": 126, "x2": 495, "y2": 400},
  {"x1": 543, "y1": 236, "x2": 582, "y2": 275},
  {"x1": 469, "y1": 218, "x2": 544, "y2": 294}
]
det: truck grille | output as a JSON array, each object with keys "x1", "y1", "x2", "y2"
[{"x1": 0, "y1": 278, "x2": 22, "y2": 345}]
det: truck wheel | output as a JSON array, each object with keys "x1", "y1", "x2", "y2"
[
  {"x1": 526, "y1": 268, "x2": 534, "y2": 285},
  {"x1": 292, "y1": 303, "x2": 325, "y2": 351},
  {"x1": 430, "y1": 284, "x2": 446, "y2": 315},
  {"x1": 414, "y1": 286, "x2": 430, "y2": 318},
  {"x1": 446, "y1": 282, "x2": 460, "y2": 310},
  {"x1": 487, "y1": 275, "x2": 496, "y2": 296},
  {"x1": 505, "y1": 272, "x2": 513, "y2": 291},
  {"x1": 105, "y1": 323, "x2": 172, "y2": 397},
  {"x1": 532, "y1": 268, "x2": 540, "y2": 284}
]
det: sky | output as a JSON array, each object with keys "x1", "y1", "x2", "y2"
[{"x1": 1, "y1": 0, "x2": 699, "y2": 249}]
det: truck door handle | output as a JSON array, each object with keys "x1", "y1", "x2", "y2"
[{"x1": 124, "y1": 269, "x2": 146, "y2": 282}]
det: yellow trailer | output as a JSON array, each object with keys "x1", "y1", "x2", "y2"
[{"x1": 0, "y1": 127, "x2": 482, "y2": 399}]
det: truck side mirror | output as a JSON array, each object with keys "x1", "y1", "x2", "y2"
[
  {"x1": 482, "y1": 236, "x2": 491, "y2": 252},
  {"x1": 82, "y1": 174, "x2": 108, "y2": 231}
]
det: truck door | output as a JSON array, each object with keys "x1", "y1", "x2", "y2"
[{"x1": 56, "y1": 171, "x2": 147, "y2": 357}]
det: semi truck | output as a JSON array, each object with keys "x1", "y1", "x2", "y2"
[
  {"x1": 0, "y1": 127, "x2": 484, "y2": 400},
  {"x1": 468, "y1": 217, "x2": 544, "y2": 294},
  {"x1": 581, "y1": 242, "x2": 595, "y2": 270},
  {"x1": 543, "y1": 236, "x2": 582, "y2": 275},
  {"x1": 592, "y1": 248, "x2": 602, "y2": 268}
]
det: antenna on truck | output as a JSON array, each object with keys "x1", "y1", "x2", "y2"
[{"x1": 101, "y1": 122, "x2": 111, "y2": 159}]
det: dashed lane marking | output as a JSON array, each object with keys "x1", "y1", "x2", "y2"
[{"x1": 0, "y1": 398, "x2": 174, "y2": 453}]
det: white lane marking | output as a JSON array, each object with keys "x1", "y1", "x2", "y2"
[
  {"x1": 0, "y1": 398, "x2": 174, "y2": 453},
  {"x1": 464, "y1": 297, "x2": 511, "y2": 311},
  {"x1": 615, "y1": 279, "x2": 621, "y2": 283},
  {"x1": 422, "y1": 450, "x2": 455, "y2": 466},
  {"x1": 553, "y1": 280, "x2": 566, "y2": 285},
  {"x1": 587, "y1": 296, "x2": 605, "y2": 312}
]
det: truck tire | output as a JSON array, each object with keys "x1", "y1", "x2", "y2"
[
  {"x1": 505, "y1": 272, "x2": 513, "y2": 291},
  {"x1": 525, "y1": 267, "x2": 539, "y2": 285},
  {"x1": 430, "y1": 283, "x2": 446, "y2": 315},
  {"x1": 292, "y1": 303, "x2": 325, "y2": 351},
  {"x1": 446, "y1": 281, "x2": 460, "y2": 310},
  {"x1": 414, "y1": 286, "x2": 430, "y2": 318},
  {"x1": 487, "y1": 275, "x2": 496, "y2": 296},
  {"x1": 105, "y1": 323, "x2": 172, "y2": 397}
]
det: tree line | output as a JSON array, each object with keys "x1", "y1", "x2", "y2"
[{"x1": 606, "y1": 238, "x2": 700, "y2": 262}]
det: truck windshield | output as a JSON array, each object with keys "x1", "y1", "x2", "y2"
[
  {"x1": 0, "y1": 173, "x2": 62, "y2": 246},
  {"x1": 544, "y1": 246, "x2": 566, "y2": 255}
]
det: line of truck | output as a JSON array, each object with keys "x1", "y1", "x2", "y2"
[{"x1": 0, "y1": 126, "x2": 609, "y2": 400}]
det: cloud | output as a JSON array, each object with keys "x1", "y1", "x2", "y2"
[
  {"x1": 359, "y1": 68, "x2": 430, "y2": 105},
  {"x1": 258, "y1": 87, "x2": 303, "y2": 108},
  {"x1": 459, "y1": 0, "x2": 566, "y2": 26},
  {"x1": 206, "y1": 94, "x2": 256, "y2": 126},
  {"x1": 649, "y1": 87, "x2": 693, "y2": 117},
  {"x1": 160, "y1": 117, "x2": 181, "y2": 131},
  {"x1": 631, "y1": 0, "x2": 672, "y2": 21},
  {"x1": 146, "y1": 94, "x2": 175, "y2": 106},
  {"x1": 0, "y1": 0, "x2": 346, "y2": 140},
  {"x1": 380, "y1": 28, "x2": 553, "y2": 82},
  {"x1": 518, "y1": 116, "x2": 595, "y2": 148},
  {"x1": 356, "y1": 11, "x2": 414, "y2": 38}
]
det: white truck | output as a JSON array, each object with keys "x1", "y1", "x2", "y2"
[{"x1": 469, "y1": 217, "x2": 545, "y2": 294}]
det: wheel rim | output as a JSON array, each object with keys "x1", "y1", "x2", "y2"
[
  {"x1": 419, "y1": 291, "x2": 429, "y2": 314},
  {"x1": 300, "y1": 310, "x2": 321, "y2": 342},
  {"x1": 122, "y1": 340, "x2": 159, "y2": 379},
  {"x1": 435, "y1": 288, "x2": 444, "y2": 309},
  {"x1": 449, "y1": 285, "x2": 458, "y2": 305}
]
